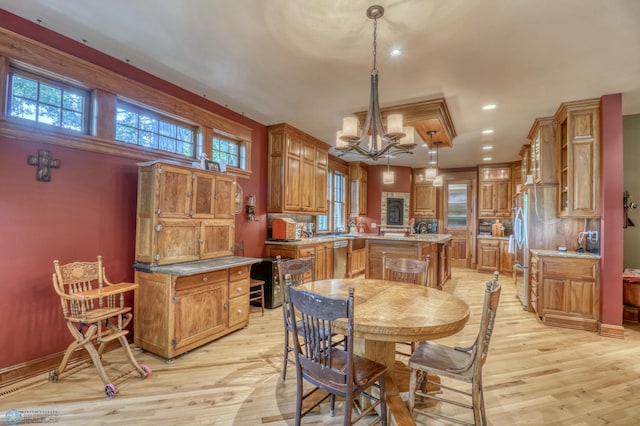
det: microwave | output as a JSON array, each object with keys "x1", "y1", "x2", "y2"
[{"x1": 272, "y1": 218, "x2": 298, "y2": 240}]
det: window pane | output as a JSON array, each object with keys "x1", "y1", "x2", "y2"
[
  {"x1": 212, "y1": 136, "x2": 243, "y2": 169},
  {"x1": 12, "y1": 75, "x2": 38, "y2": 99},
  {"x1": 115, "y1": 101, "x2": 195, "y2": 157},
  {"x1": 61, "y1": 110, "x2": 83, "y2": 131},
  {"x1": 38, "y1": 104, "x2": 61, "y2": 126},
  {"x1": 39, "y1": 85, "x2": 62, "y2": 106},
  {"x1": 8, "y1": 70, "x2": 88, "y2": 133}
]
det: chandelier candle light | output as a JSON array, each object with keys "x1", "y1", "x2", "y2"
[{"x1": 336, "y1": 5, "x2": 416, "y2": 160}]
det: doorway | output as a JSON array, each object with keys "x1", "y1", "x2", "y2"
[{"x1": 444, "y1": 179, "x2": 476, "y2": 268}]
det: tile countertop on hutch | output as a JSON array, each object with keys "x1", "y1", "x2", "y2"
[{"x1": 133, "y1": 256, "x2": 262, "y2": 361}]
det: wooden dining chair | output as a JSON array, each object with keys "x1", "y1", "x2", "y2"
[
  {"x1": 382, "y1": 251, "x2": 430, "y2": 356},
  {"x1": 50, "y1": 256, "x2": 151, "y2": 398},
  {"x1": 287, "y1": 284, "x2": 388, "y2": 426},
  {"x1": 408, "y1": 271, "x2": 501, "y2": 426},
  {"x1": 233, "y1": 240, "x2": 265, "y2": 316},
  {"x1": 276, "y1": 254, "x2": 315, "y2": 381}
]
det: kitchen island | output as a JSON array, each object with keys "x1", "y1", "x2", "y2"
[
  {"x1": 265, "y1": 233, "x2": 452, "y2": 288},
  {"x1": 363, "y1": 234, "x2": 452, "y2": 289}
]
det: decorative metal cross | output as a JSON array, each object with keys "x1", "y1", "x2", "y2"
[{"x1": 27, "y1": 149, "x2": 60, "y2": 182}]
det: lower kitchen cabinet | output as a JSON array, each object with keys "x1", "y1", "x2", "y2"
[
  {"x1": 477, "y1": 237, "x2": 513, "y2": 274},
  {"x1": 134, "y1": 260, "x2": 258, "y2": 360},
  {"x1": 264, "y1": 241, "x2": 333, "y2": 280},
  {"x1": 532, "y1": 252, "x2": 600, "y2": 332}
]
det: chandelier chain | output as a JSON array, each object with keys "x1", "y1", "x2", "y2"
[{"x1": 372, "y1": 16, "x2": 378, "y2": 73}]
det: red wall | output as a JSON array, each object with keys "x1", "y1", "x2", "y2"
[
  {"x1": 0, "y1": 11, "x2": 268, "y2": 369},
  {"x1": 600, "y1": 94, "x2": 624, "y2": 328},
  {"x1": 360, "y1": 165, "x2": 412, "y2": 232}
]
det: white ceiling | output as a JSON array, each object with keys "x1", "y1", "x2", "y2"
[{"x1": 2, "y1": 0, "x2": 640, "y2": 168}]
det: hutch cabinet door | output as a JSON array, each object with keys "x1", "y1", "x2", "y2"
[
  {"x1": 173, "y1": 276, "x2": 228, "y2": 352},
  {"x1": 213, "y1": 174, "x2": 236, "y2": 219},
  {"x1": 191, "y1": 171, "x2": 215, "y2": 219},
  {"x1": 155, "y1": 219, "x2": 200, "y2": 265},
  {"x1": 199, "y1": 220, "x2": 234, "y2": 259},
  {"x1": 157, "y1": 165, "x2": 192, "y2": 218}
]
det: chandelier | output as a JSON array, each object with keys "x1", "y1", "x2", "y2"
[{"x1": 335, "y1": 5, "x2": 416, "y2": 160}]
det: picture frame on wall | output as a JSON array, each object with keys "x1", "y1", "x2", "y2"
[{"x1": 206, "y1": 160, "x2": 221, "y2": 172}]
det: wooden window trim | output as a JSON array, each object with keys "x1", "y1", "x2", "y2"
[{"x1": 0, "y1": 27, "x2": 253, "y2": 178}]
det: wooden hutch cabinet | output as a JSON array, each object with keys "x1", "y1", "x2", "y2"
[
  {"x1": 135, "y1": 161, "x2": 236, "y2": 266},
  {"x1": 478, "y1": 166, "x2": 512, "y2": 218},
  {"x1": 528, "y1": 117, "x2": 557, "y2": 185},
  {"x1": 349, "y1": 162, "x2": 368, "y2": 216},
  {"x1": 267, "y1": 123, "x2": 330, "y2": 214},
  {"x1": 412, "y1": 170, "x2": 437, "y2": 218},
  {"x1": 555, "y1": 99, "x2": 600, "y2": 218},
  {"x1": 134, "y1": 263, "x2": 255, "y2": 359},
  {"x1": 532, "y1": 251, "x2": 600, "y2": 332}
]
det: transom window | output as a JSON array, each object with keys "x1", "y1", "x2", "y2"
[
  {"x1": 212, "y1": 136, "x2": 246, "y2": 169},
  {"x1": 115, "y1": 101, "x2": 195, "y2": 157},
  {"x1": 7, "y1": 69, "x2": 89, "y2": 132}
]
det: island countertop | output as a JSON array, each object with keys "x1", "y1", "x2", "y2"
[{"x1": 264, "y1": 233, "x2": 452, "y2": 245}]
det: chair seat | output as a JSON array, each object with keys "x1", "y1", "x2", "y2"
[
  {"x1": 329, "y1": 349, "x2": 388, "y2": 388},
  {"x1": 409, "y1": 341, "x2": 474, "y2": 383},
  {"x1": 250, "y1": 278, "x2": 264, "y2": 288},
  {"x1": 67, "y1": 306, "x2": 132, "y2": 323}
]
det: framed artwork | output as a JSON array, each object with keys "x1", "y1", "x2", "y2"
[{"x1": 206, "y1": 160, "x2": 221, "y2": 172}]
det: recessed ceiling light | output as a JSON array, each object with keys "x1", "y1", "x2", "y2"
[
  {"x1": 482, "y1": 146, "x2": 493, "y2": 150},
  {"x1": 482, "y1": 129, "x2": 494, "y2": 134},
  {"x1": 483, "y1": 157, "x2": 492, "y2": 161},
  {"x1": 429, "y1": 160, "x2": 437, "y2": 165},
  {"x1": 482, "y1": 104, "x2": 497, "y2": 110},
  {"x1": 390, "y1": 48, "x2": 402, "y2": 57}
]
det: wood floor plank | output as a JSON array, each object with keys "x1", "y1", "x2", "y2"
[{"x1": 2, "y1": 267, "x2": 640, "y2": 425}]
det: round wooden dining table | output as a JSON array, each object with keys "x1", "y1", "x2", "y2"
[{"x1": 297, "y1": 278, "x2": 470, "y2": 425}]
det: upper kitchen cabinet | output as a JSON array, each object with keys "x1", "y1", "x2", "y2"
[
  {"x1": 528, "y1": 117, "x2": 557, "y2": 185},
  {"x1": 412, "y1": 170, "x2": 437, "y2": 218},
  {"x1": 349, "y1": 162, "x2": 368, "y2": 217},
  {"x1": 554, "y1": 99, "x2": 600, "y2": 218},
  {"x1": 267, "y1": 123, "x2": 331, "y2": 214},
  {"x1": 135, "y1": 161, "x2": 236, "y2": 266},
  {"x1": 478, "y1": 166, "x2": 511, "y2": 218}
]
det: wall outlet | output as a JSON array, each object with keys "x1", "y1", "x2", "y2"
[
  {"x1": 371, "y1": 223, "x2": 377, "y2": 228},
  {"x1": 526, "y1": 174, "x2": 534, "y2": 185}
]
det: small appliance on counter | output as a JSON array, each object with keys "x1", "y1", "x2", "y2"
[{"x1": 272, "y1": 217, "x2": 298, "y2": 241}]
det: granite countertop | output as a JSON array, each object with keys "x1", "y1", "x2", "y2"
[
  {"x1": 135, "y1": 256, "x2": 262, "y2": 275},
  {"x1": 530, "y1": 249, "x2": 601, "y2": 259},
  {"x1": 264, "y1": 233, "x2": 452, "y2": 245},
  {"x1": 477, "y1": 234, "x2": 511, "y2": 240}
]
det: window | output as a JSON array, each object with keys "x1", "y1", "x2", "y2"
[
  {"x1": 212, "y1": 135, "x2": 246, "y2": 170},
  {"x1": 115, "y1": 101, "x2": 195, "y2": 157},
  {"x1": 7, "y1": 69, "x2": 89, "y2": 132},
  {"x1": 317, "y1": 171, "x2": 347, "y2": 232}
]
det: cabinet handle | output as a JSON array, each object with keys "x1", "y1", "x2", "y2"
[
  {"x1": 237, "y1": 287, "x2": 242, "y2": 292},
  {"x1": 224, "y1": 303, "x2": 228, "y2": 309},
  {"x1": 202, "y1": 276, "x2": 208, "y2": 281},
  {"x1": 237, "y1": 309, "x2": 242, "y2": 314},
  {"x1": 236, "y1": 270, "x2": 242, "y2": 275}
]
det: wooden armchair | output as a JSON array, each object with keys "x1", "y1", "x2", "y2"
[
  {"x1": 276, "y1": 254, "x2": 315, "y2": 381},
  {"x1": 287, "y1": 284, "x2": 387, "y2": 425},
  {"x1": 408, "y1": 271, "x2": 501, "y2": 425},
  {"x1": 50, "y1": 256, "x2": 150, "y2": 398}
]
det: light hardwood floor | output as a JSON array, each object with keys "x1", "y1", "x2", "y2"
[{"x1": 2, "y1": 267, "x2": 640, "y2": 425}]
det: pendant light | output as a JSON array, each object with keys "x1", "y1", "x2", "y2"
[
  {"x1": 424, "y1": 130, "x2": 438, "y2": 181},
  {"x1": 383, "y1": 154, "x2": 394, "y2": 184},
  {"x1": 433, "y1": 140, "x2": 443, "y2": 187}
]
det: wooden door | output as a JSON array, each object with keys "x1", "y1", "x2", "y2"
[
  {"x1": 191, "y1": 171, "x2": 215, "y2": 219},
  {"x1": 213, "y1": 174, "x2": 235, "y2": 219},
  {"x1": 157, "y1": 165, "x2": 191, "y2": 218},
  {"x1": 155, "y1": 219, "x2": 199, "y2": 265},
  {"x1": 174, "y1": 276, "x2": 228, "y2": 351},
  {"x1": 414, "y1": 183, "x2": 436, "y2": 217},
  {"x1": 199, "y1": 220, "x2": 234, "y2": 259},
  {"x1": 478, "y1": 239, "x2": 500, "y2": 271}
]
